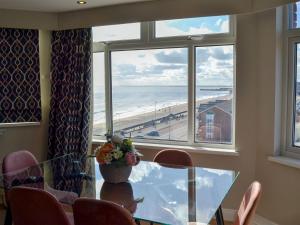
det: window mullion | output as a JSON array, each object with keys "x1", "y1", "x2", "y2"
[
  {"x1": 187, "y1": 45, "x2": 195, "y2": 144},
  {"x1": 140, "y1": 21, "x2": 150, "y2": 43},
  {"x1": 105, "y1": 45, "x2": 113, "y2": 133},
  {"x1": 148, "y1": 21, "x2": 156, "y2": 42}
]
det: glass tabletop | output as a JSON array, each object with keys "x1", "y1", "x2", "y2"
[{"x1": 0, "y1": 154, "x2": 239, "y2": 225}]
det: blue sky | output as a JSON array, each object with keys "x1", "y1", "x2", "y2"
[
  {"x1": 161, "y1": 16, "x2": 229, "y2": 33},
  {"x1": 93, "y1": 16, "x2": 233, "y2": 87}
]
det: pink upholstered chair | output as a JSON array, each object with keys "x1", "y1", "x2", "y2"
[
  {"x1": 73, "y1": 198, "x2": 136, "y2": 225},
  {"x1": 233, "y1": 181, "x2": 262, "y2": 225},
  {"x1": 153, "y1": 149, "x2": 193, "y2": 167},
  {"x1": 2, "y1": 150, "x2": 78, "y2": 202},
  {"x1": 2, "y1": 150, "x2": 78, "y2": 225},
  {"x1": 2, "y1": 150, "x2": 40, "y2": 175},
  {"x1": 9, "y1": 186, "x2": 73, "y2": 225},
  {"x1": 2, "y1": 150, "x2": 43, "y2": 190}
]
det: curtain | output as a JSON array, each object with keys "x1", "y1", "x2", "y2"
[
  {"x1": 48, "y1": 28, "x2": 92, "y2": 194},
  {"x1": 0, "y1": 28, "x2": 41, "y2": 123}
]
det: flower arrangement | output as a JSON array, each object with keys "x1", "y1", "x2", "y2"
[{"x1": 95, "y1": 133, "x2": 141, "y2": 167}]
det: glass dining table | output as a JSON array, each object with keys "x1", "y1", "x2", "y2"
[{"x1": 0, "y1": 154, "x2": 239, "y2": 225}]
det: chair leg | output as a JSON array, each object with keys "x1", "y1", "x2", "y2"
[
  {"x1": 215, "y1": 206, "x2": 224, "y2": 225},
  {"x1": 4, "y1": 206, "x2": 12, "y2": 225}
]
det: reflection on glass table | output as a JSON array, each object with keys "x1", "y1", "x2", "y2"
[{"x1": 0, "y1": 154, "x2": 239, "y2": 225}]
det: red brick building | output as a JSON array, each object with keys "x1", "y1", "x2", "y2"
[{"x1": 196, "y1": 100, "x2": 232, "y2": 144}]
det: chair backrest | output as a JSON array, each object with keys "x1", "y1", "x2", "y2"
[
  {"x1": 2, "y1": 150, "x2": 39, "y2": 174},
  {"x1": 73, "y1": 198, "x2": 136, "y2": 225},
  {"x1": 9, "y1": 187, "x2": 72, "y2": 225},
  {"x1": 233, "y1": 181, "x2": 262, "y2": 225},
  {"x1": 153, "y1": 149, "x2": 193, "y2": 167},
  {"x1": 2, "y1": 150, "x2": 43, "y2": 193}
]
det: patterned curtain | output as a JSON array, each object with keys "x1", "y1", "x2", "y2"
[
  {"x1": 0, "y1": 28, "x2": 41, "y2": 123},
  {"x1": 48, "y1": 28, "x2": 92, "y2": 193}
]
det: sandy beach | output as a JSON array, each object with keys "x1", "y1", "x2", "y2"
[{"x1": 93, "y1": 95, "x2": 231, "y2": 140}]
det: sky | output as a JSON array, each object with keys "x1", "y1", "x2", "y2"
[{"x1": 92, "y1": 16, "x2": 233, "y2": 87}]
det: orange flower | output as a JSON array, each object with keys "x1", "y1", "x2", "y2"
[
  {"x1": 96, "y1": 143, "x2": 114, "y2": 164},
  {"x1": 100, "y1": 143, "x2": 114, "y2": 153}
]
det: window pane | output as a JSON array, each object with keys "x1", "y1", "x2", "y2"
[
  {"x1": 111, "y1": 48, "x2": 188, "y2": 141},
  {"x1": 290, "y1": 2, "x2": 300, "y2": 29},
  {"x1": 93, "y1": 52, "x2": 106, "y2": 137},
  {"x1": 93, "y1": 23, "x2": 140, "y2": 42},
  {"x1": 294, "y1": 44, "x2": 300, "y2": 146},
  {"x1": 195, "y1": 45, "x2": 234, "y2": 144},
  {"x1": 156, "y1": 16, "x2": 229, "y2": 38}
]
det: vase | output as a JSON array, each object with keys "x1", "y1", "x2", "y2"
[
  {"x1": 99, "y1": 164, "x2": 132, "y2": 184},
  {"x1": 100, "y1": 182, "x2": 137, "y2": 213}
]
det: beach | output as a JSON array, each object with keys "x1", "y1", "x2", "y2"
[{"x1": 93, "y1": 95, "x2": 232, "y2": 141}]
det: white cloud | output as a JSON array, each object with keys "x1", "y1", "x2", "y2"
[
  {"x1": 156, "y1": 21, "x2": 214, "y2": 38},
  {"x1": 93, "y1": 23, "x2": 140, "y2": 42},
  {"x1": 196, "y1": 176, "x2": 213, "y2": 189},
  {"x1": 173, "y1": 179, "x2": 188, "y2": 192},
  {"x1": 221, "y1": 19, "x2": 230, "y2": 33},
  {"x1": 129, "y1": 162, "x2": 161, "y2": 183},
  {"x1": 203, "y1": 168, "x2": 234, "y2": 176}
]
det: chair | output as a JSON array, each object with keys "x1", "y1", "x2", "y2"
[
  {"x1": 2, "y1": 150, "x2": 43, "y2": 192},
  {"x1": 153, "y1": 149, "x2": 193, "y2": 167},
  {"x1": 2, "y1": 150, "x2": 78, "y2": 201},
  {"x1": 2, "y1": 150, "x2": 78, "y2": 225},
  {"x1": 73, "y1": 198, "x2": 136, "y2": 225},
  {"x1": 8, "y1": 186, "x2": 73, "y2": 225},
  {"x1": 233, "y1": 181, "x2": 262, "y2": 225}
]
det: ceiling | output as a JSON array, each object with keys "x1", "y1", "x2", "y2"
[{"x1": 0, "y1": 0, "x2": 154, "y2": 12}]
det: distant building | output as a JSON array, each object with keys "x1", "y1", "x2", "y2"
[{"x1": 197, "y1": 99, "x2": 232, "y2": 143}]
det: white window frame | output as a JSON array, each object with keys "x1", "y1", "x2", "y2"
[
  {"x1": 283, "y1": 3, "x2": 300, "y2": 159},
  {"x1": 92, "y1": 16, "x2": 236, "y2": 150}
]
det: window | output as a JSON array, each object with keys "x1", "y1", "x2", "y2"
[
  {"x1": 293, "y1": 44, "x2": 300, "y2": 147},
  {"x1": 156, "y1": 15, "x2": 230, "y2": 38},
  {"x1": 92, "y1": 16, "x2": 235, "y2": 149},
  {"x1": 195, "y1": 45, "x2": 234, "y2": 144},
  {"x1": 111, "y1": 48, "x2": 188, "y2": 141},
  {"x1": 93, "y1": 52, "x2": 106, "y2": 137},
  {"x1": 285, "y1": 3, "x2": 300, "y2": 157},
  {"x1": 93, "y1": 23, "x2": 140, "y2": 42},
  {"x1": 289, "y1": 2, "x2": 300, "y2": 29}
]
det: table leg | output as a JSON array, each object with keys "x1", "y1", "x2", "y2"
[
  {"x1": 215, "y1": 206, "x2": 224, "y2": 225},
  {"x1": 4, "y1": 206, "x2": 12, "y2": 225}
]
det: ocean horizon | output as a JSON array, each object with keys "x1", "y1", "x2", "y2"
[{"x1": 93, "y1": 85, "x2": 232, "y2": 124}]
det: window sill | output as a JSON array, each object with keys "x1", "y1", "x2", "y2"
[
  {"x1": 268, "y1": 156, "x2": 300, "y2": 170},
  {"x1": 92, "y1": 139, "x2": 239, "y2": 157},
  {"x1": 0, "y1": 122, "x2": 40, "y2": 128}
]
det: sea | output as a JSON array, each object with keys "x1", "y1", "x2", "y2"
[{"x1": 93, "y1": 86, "x2": 232, "y2": 124}]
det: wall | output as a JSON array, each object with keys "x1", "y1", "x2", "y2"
[
  {"x1": 0, "y1": 30, "x2": 51, "y2": 162},
  {"x1": 0, "y1": 5, "x2": 298, "y2": 225},
  {"x1": 0, "y1": 9, "x2": 57, "y2": 30},
  {"x1": 254, "y1": 8, "x2": 300, "y2": 225}
]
